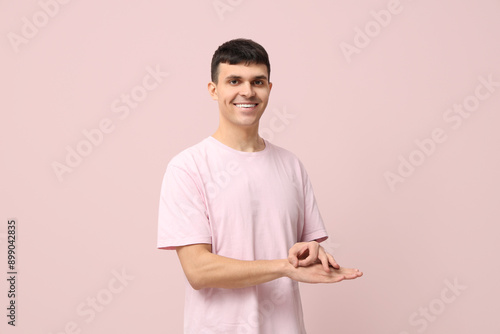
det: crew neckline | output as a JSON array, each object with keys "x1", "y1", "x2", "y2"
[{"x1": 207, "y1": 136, "x2": 270, "y2": 155}]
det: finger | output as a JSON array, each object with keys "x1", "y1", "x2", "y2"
[
  {"x1": 288, "y1": 244, "x2": 304, "y2": 267},
  {"x1": 339, "y1": 268, "x2": 363, "y2": 279},
  {"x1": 297, "y1": 244, "x2": 310, "y2": 259},
  {"x1": 317, "y1": 249, "x2": 331, "y2": 272},
  {"x1": 351, "y1": 268, "x2": 363, "y2": 277},
  {"x1": 287, "y1": 254, "x2": 298, "y2": 267},
  {"x1": 297, "y1": 244, "x2": 317, "y2": 267},
  {"x1": 327, "y1": 253, "x2": 340, "y2": 269},
  {"x1": 344, "y1": 273, "x2": 361, "y2": 279}
]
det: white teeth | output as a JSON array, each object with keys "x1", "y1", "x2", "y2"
[{"x1": 235, "y1": 104, "x2": 257, "y2": 108}]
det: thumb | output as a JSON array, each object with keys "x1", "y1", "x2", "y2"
[{"x1": 288, "y1": 254, "x2": 298, "y2": 267}]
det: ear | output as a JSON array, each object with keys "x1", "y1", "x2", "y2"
[
  {"x1": 208, "y1": 82, "x2": 218, "y2": 101},
  {"x1": 269, "y1": 82, "x2": 273, "y2": 91}
]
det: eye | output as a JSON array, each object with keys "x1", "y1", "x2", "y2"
[
  {"x1": 229, "y1": 80, "x2": 239, "y2": 85},
  {"x1": 254, "y1": 80, "x2": 263, "y2": 85}
]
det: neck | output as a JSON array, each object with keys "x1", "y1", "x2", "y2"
[{"x1": 212, "y1": 126, "x2": 265, "y2": 152}]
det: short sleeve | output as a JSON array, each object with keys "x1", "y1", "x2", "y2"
[
  {"x1": 157, "y1": 164, "x2": 211, "y2": 250},
  {"x1": 299, "y1": 162, "x2": 329, "y2": 243}
]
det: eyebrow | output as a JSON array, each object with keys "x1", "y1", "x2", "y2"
[{"x1": 225, "y1": 75, "x2": 268, "y2": 81}]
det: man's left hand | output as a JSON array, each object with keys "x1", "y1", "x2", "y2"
[{"x1": 288, "y1": 241, "x2": 340, "y2": 273}]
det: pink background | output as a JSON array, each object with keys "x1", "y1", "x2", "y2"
[{"x1": 1, "y1": 0, "x2": 499, "y2": 333}]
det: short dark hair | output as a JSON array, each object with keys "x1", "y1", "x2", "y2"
[{"x1": 211, "y1": 38, "x2": 271, "y2": 83}]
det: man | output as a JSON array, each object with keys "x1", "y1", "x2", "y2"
[{"x1": 157, "y1": 38, "x2": 362, "y2": 333}]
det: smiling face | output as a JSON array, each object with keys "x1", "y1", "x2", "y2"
[{"x1": 208, "y1": 62, "x2": 272, "y2": 130}]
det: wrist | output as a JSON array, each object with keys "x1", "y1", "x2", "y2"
[{"x1": 277, "y1": 258, "x2": 294, "y2": 279}]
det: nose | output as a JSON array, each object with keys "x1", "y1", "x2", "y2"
[{"x1": 239, "y1": 82, "x2": 255, "y2": 97}]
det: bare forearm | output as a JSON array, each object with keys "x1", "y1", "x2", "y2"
[
  {"x1": 191, "y1": 252, "x2": 289, "y2": 289},
  {"x1": 176, "y1": 244, "x2": 291, "y2": 290}
]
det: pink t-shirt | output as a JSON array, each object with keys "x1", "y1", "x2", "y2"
[{"x1": 158, "y1": 136, "x2": 328, "y2": 334}]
